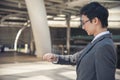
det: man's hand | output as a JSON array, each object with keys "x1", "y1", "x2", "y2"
[{"x1": 43, "y1": 53, "x2": 58, "y2": 62}]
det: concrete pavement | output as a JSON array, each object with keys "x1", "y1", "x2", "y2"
[
  {"x1": 0, "y1": 52, "x2": 120, "y2": 80},
  {"x1": 0, "y1": 62, "x2": 120, "y2": 80}
]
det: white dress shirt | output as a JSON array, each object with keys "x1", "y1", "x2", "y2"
[{"x1": 91, "y1": 31, "x2": 110, "y2": 43}]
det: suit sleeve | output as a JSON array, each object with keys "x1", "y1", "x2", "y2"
[
  {"x1": 55, "y1": 50, "x2": 83, "y2": 65},
  {"x1": 95, "y1": 44, "x2": 117, "y2": 80}
]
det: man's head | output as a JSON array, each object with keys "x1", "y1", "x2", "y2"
[{"x1": 80, "y1": 2, "x2": 109, "y2": 36}]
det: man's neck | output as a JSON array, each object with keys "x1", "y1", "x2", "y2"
[{"x1": 94, "y1": 28, "x2": 107, "y2": 37}]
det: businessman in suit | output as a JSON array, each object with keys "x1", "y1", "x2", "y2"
[{"x1": 43, "y1": 2, "x2": 117, "y2": 80}]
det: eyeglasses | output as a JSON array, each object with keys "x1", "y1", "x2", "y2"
[{"x1": 80, "y1": 20, "x2": 90, "y2": 26}]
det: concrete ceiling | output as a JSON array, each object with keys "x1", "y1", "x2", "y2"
[{"x1": 0, "y1": 0, "x2": 120, "y2": 28}]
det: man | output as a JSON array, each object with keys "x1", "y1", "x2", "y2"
[{"x1": 43, "y1": 2, "x2": 117, "y2": 80}]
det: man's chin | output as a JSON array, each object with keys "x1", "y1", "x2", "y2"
[{"x1": 87, "y1": 33, "x2": 92, "y2": 36}]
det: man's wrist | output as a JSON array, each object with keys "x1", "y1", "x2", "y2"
[{"x1": 52, "y1": 54, "x2": 59, "y2": 63}]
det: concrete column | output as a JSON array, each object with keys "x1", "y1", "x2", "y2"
[
  {"x1": 25, "y1": 0, "x2": 51, "y2": 58},
  {"x1": 66, "y1": 14, "x2": 71, "y2": 55}
]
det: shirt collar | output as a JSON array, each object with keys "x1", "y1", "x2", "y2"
[{"x1": 91, "y1": 31, "x2": 110, "y2": 43}]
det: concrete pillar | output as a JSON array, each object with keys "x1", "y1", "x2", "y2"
[
  {"x1": 25, "y1": 0, "x2": 51, "y2": 58},
  {"x1": 66, "y1": 14, "x2": 71, "y2": 55}
]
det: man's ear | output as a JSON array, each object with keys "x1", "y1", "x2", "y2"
[{"x1": 92, "y1": 17, "x2": 99, "y2": 24}]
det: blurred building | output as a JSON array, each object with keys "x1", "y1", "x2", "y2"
[{"x1": 0, "y1": 0, "x2": 120, "y2": 66}]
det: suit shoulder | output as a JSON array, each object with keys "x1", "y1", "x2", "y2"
[{"x1": 95, "y1": 38, "x2": 114, "y2": 49}]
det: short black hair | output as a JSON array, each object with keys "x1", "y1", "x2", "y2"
[{"x1": 80, "y1": 2, "x2": 109, "y2": 28}]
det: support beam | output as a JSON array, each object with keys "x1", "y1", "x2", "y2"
[
  {"x1": 66, "y1": 14, "x2": 71, "y2": 55},
  {"x1": 25, "y1": 0, "x2": 51, "y2": 58},
  {"x1": 66, "y1": 0, "x2": 89, "y2": 8},
  {"x1": 1, "y1": 14, "x2": 21, "y2": 23}
]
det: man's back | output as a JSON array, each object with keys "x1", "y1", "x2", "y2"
[{"x1": 76, "y1": 33, "x2": 117, "y2": 80}]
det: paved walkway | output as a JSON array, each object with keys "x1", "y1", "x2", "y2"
[
  {"x1": 0, "y1": 62, "x2": 76, "y2": 80},
  {"x1": 0, "y1": 52, "x2": 120, "y2": 80},
  {"x1": 0, "y1": 62, "x2": 120, "y2": 80}
]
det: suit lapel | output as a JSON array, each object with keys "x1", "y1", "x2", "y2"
[{"x1": 76, "y1": 33, "x2": 112, "y2": 70}]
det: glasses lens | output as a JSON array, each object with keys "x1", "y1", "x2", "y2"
[{"x1": 81, "y1": 20, "x2": 90, "y2": 26}]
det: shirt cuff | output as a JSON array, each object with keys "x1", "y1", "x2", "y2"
[{"x1": 52, "y1": 54, "x2": 59, "y2": 64}]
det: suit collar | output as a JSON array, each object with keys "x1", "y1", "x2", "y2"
[
  {"x1": 91, "y1": 33, "x2": 112, "y2": 44},
  {"x1": 91, "y1": 31, "x2": 110, "y2": 43}
]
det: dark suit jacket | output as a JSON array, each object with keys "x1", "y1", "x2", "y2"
[{"x1": 55, "y1": 33, "x2": 117, "y2": 80}]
